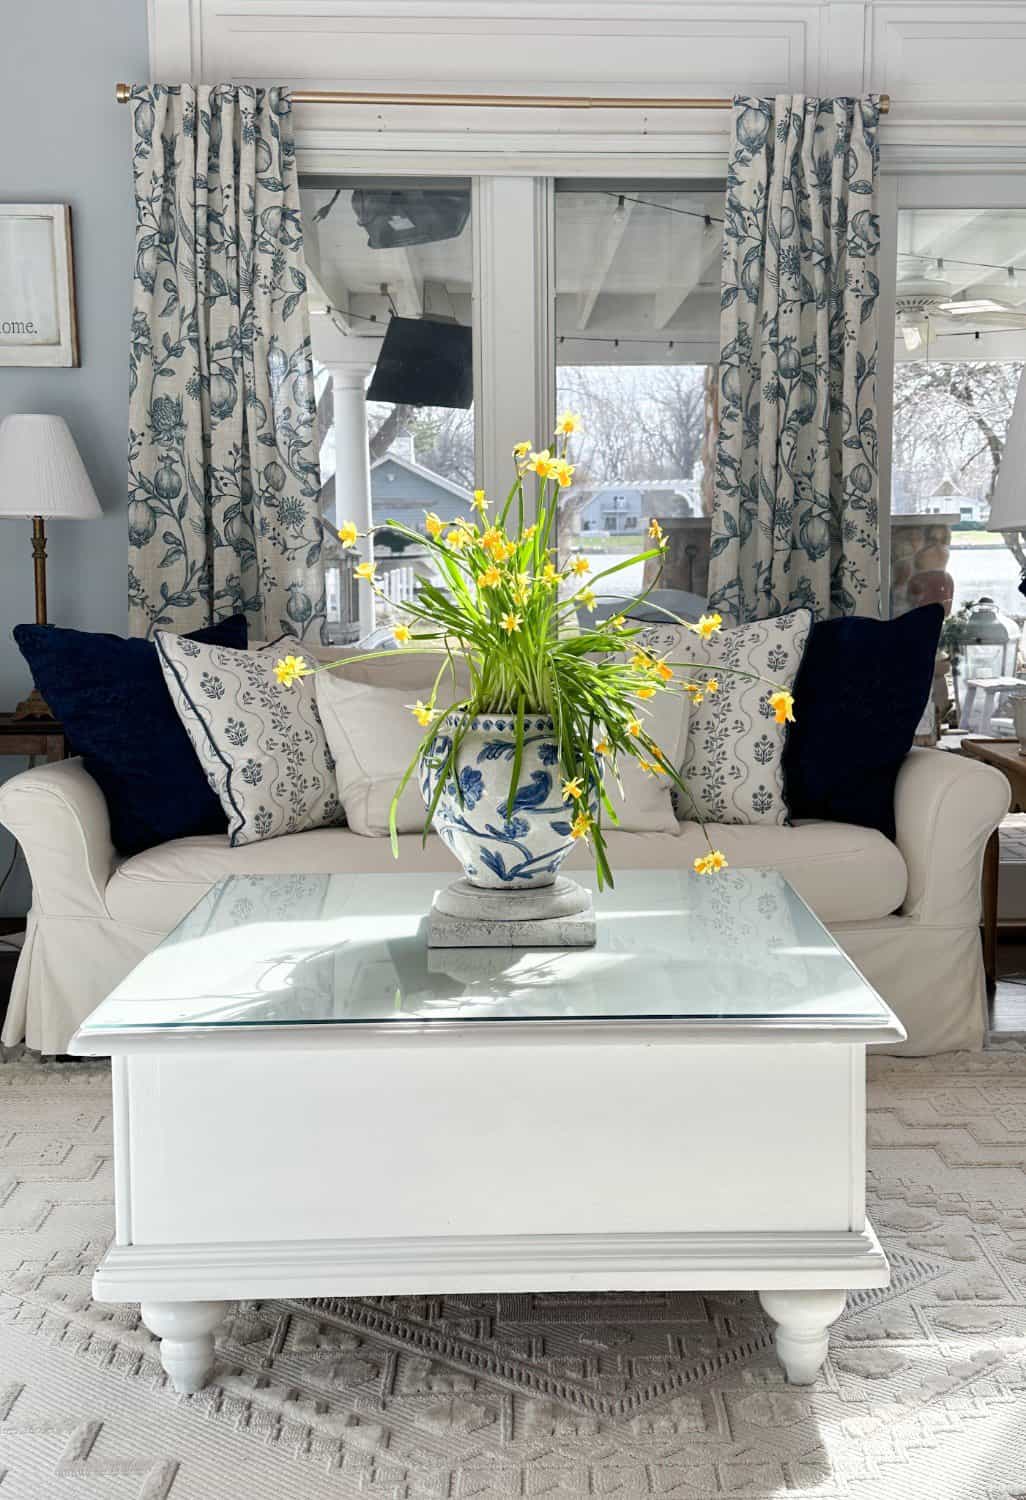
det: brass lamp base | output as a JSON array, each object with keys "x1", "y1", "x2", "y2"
[
  {"x1": 13, "y1": 687, "x2": 55, "y2": 721},
  {"x1": 14, "y1": 516, "x2": 55, "y2": 718}
]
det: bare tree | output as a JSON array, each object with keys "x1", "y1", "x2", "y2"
[
  {"x1": 893, "y1": 360, "x2": 1022, "y2": 505},
  {"x1": 411, "y1": 407, "x2": 476, "y2": 488}
]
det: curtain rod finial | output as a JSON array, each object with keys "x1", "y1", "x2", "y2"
[{"x1": 115, "y1": 82, "x2": 132, "y2": 104}]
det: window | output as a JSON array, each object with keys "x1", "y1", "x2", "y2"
[
  {"x1": 553, "y1": 183, "x2": 723, "y2": 602},
  {"x1": 298, "y1": 172, "x2": 730, "y2": 634},
  {"x1": 892, "y1": 207, "x2": 1026, "y2": 626},
  {"x1": 300, "y1": 178, "x2": 474, "y2": 638}
]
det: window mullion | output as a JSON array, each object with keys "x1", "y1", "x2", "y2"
[{"x1": 473, "y1": 176, "x2": 551, "y2": 517}]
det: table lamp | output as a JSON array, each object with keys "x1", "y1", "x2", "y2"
[{"x1": 0, "y1": 413, "x2": 103, "y2": 719}]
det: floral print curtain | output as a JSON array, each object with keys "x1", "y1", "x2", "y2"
[
  {"x1": 127, "y1": 84, "x2": 326, "y2": 641},
  {"x1": 708, "y1": 95, "x2": 882, "y2": 624}
]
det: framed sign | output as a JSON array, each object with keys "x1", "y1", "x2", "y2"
[{"x1": 0, "y1": 204, "x2": 78, "y2": 367}]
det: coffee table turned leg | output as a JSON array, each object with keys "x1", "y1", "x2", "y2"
[
  {"x1": 141, "y1": 1300, "x2": 228, "y2": 1393},
  {"x1": 758, "y1": 1289, "x2": 847, "y2": 1385}
]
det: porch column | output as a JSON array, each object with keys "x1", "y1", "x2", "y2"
[{"x1": 323, "y1": 359, "x2": 376, "y2": 640}]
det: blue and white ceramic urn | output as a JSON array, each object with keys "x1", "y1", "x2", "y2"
[{"x1": 419, "y1": 712, "x2": 578, "y2": 890}]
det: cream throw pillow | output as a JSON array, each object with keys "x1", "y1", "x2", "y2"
[
  {"x1": 316, "y1": 671, "x2": 689, "y2": 838},
  {"x1": 316, "y1": 674, "x2": 429, "y2": 836}
]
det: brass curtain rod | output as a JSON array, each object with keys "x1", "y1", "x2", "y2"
[{"x1": 115, "y1": 82, "x2": 890, "y2": 113}]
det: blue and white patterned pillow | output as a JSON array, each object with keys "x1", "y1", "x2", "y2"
[
  {"x1": 155, "y1": 633, "x2": 341, "y2": 846},
  {"x1": 641, "y1": 610, "x2": 811, "y2": 826}
]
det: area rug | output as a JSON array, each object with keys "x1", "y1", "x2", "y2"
[{"x1": 2, "y1": 1051, "x2": 1026, "y2": 1500}]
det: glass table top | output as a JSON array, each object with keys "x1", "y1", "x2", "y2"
[{"x1": 73, "y1": 869, "x2": 899, "y2": 1040}]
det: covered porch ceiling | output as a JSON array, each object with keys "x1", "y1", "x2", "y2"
[{"x1": 300, "y1": 183, "x2": 1026, "y2": 370}]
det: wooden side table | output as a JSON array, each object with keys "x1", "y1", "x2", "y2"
[
  {"x1": 0, "y1": 715, "x2": 68, "y2": 945},
  {"x1": 960, "y1": 736, "x2": 1026, "y2": 990},
  {"x1": 0, "y1": 714, "x2": 68, "y2": 763}
]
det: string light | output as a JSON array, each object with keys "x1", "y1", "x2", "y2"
[
  {"x1": 900, "y1": 251, "x2": 1026, "y2": 277},
  {"x1": 601, "y1": 191, "x2": 725, "y2": 226}
]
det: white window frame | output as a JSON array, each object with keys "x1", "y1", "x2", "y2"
[{"x1": 298, "y1": 147, "x2": 725, "y2": 523}]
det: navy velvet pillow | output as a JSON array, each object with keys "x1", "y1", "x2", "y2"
[
  {"x1": 782, "y1": 603, "x2": 943, "y2": 839},
  {"x1": 14, "y1": 615, "x2": 248, "y2": 855}
]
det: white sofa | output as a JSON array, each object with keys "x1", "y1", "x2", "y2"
[{"x1": 0, "y1": 731, "x2": 1008, "y2": 1056}]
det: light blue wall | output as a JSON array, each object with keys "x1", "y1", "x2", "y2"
[{"x1": 0, "y1": 1, "x2": 149, "y2": 915}]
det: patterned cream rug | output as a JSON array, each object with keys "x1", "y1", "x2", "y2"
[{"x1": 2, "y1": 1049, "x2": 1026, "y2": 1500}]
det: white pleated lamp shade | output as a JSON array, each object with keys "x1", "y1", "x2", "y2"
[
  {"x1": 0, "y1": 413, "x2": 103, "y2": 520},
  {"x1": 988, "y1": 368, "x2": 1026, "y2": 531}
]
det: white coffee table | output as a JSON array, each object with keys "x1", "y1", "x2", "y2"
[{"x1": 70, "y1": 867, "x2": 905, "y2": 1394}]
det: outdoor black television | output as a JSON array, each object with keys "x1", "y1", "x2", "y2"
[{"x1": 366, "y1": 317, "x2": 473, "y2": 410}]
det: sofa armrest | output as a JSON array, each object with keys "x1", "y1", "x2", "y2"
[
  {"x1": 894, "y1": 747, "x2": 1009, "y2": 927},
  {"x1": 0, "y1": 757, "x2": 114, "y2": 919}
]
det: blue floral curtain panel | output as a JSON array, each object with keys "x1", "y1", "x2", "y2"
[
  {"x1": 708, "y1": 96, "x2": 882, "y2": 624},
  {"x1": 127, "y1": 84, "x2": 326, "y2": 640}
]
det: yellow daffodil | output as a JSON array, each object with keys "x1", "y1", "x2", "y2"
[
  {"x1": 694, "y1": 850, "x2": 729, "y2": 876},
  {"x1": 409, "y1": 700, "x2": 433, "y2": 727},
  {"x1": 552, "y1": 458, "x2": 575, "y2": 489},
  {"x1": 577, "y1": 587, "x2": 597, "y2": 611},
  {"x1": 512, "y1": 440, "x2": 532, "y2": 461},
  {"x1": 541, "y1": 561, "x2": 560, "y2": 585},
  {"x1": 648, "y1": 517, "x2": 664, "y2": 542},
  {"x1": 769, "y1": 689, "x2": 796, "y2": 725},
  {"x1": 425, "y1": 511, "x2": 444, "y2": 539},
  {"x1": 627, "y1": 717, "x2": 642, "y2": 736},
  {"x1": 355, "y1": 561, "x2": 376, "y2": 581},
  {"x1": 562, "y1": 776, "x2": 584, "y2": 802},
  {"x1": 481, "y1": 526, "x2": 503, "y2": 554},
  {"x1": 594, "y1": 738, "x2": 611, "y2": 757},
  {"x1": 692, "y1": 692, "x2": 704, "y2": 705},
  {"x1": 556, "y1": 411, "x2": 582, "y2": 436},
  {"x1": 631, "y1": 649, "x2": 652, "y2": 669},
  {"x1": 274, "y1": 654, "x2": 309, "y2": 688},
  {"x1": 570, "y1": 809, "x2": 592, "y2": 841},
  {"x1": 472, "y1": 488, "x2": 488, "y2": 513},
  {"x1": 523, "y1": 523, "x2": 538, "y2": 541},
  {"x1": 393, "y1": 624, "x2": 411, "y2": 645},
  {"x1": 528, "y1": 449, "x2": 556, "y2": 479},
  {"x1": 691, "y1": 612, "x2": 723, "y2": 641},
  {"x1": 610, "y1": 615, "x2": 627, "y2": 630},
  {"x1": 706, "y1": 678, "x2": 720, "y2": 694},
  {"x1": 446, "y1": 528, "x2": 469, "y2": 551},
  {"x1": 338, "y1": 520, "x2": 358, "y2": 548},
  {"x1": 569, "y1": 556, "x2": 590, "y2": 577},
  {"x1": 479, "y1": 564, "x2": 503, "y2": 590},
  {"x1": 638, "y1": 757, "x2": 667, "y2": 776},
  {"x1": 636, "y1": 685, "x2": 656, "y2": 700},
  {"x1": 513, "y1": 573, "x2": 531, "y2": 606},
  {"x1": 500, "y1": 611, "x2": 522, "y2": 635},
  {"x1": 654, "y1": 659, "x2": 674, "y2": 682}
]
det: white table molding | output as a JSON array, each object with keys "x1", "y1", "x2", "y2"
[
  {"x1": 71, "y1": 870, "x2": 905, "y2": 1393},
  {"x1": 96, "y1": 1225, "x2": 890, "y2": 1302}
]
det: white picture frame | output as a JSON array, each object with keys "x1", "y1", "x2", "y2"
[{"x1": 0, "y1": 204, "x2": 78, "y2": 367}]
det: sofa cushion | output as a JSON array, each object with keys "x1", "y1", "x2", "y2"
[
  {"x1": 156, "y1": 634, "x2": 342, "y2": 846},
  {"x1": 106, "y1": 818, "x2": 907, "y2": 937},
  {"x1": 13, "y1": 614, "x2": 248, "y2": 856},
  {"x1": 640, "y1": 610, "x2": 812, "y2": 827},
  {"x1": 782, "y1": 603, "x2": 944, "y2": 839}
]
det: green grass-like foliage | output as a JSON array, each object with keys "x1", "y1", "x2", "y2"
[{"x1": 280, "y1": 423, "x2": 792, "y2": 888}]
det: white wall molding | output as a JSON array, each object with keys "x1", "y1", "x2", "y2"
[{"x1": 141, "y1": 0, "x2": 1026, "y2": 164}]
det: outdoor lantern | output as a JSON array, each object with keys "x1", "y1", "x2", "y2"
[{"x1": 962, "y1": 597, "x2": 1019, "y2": 680}]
